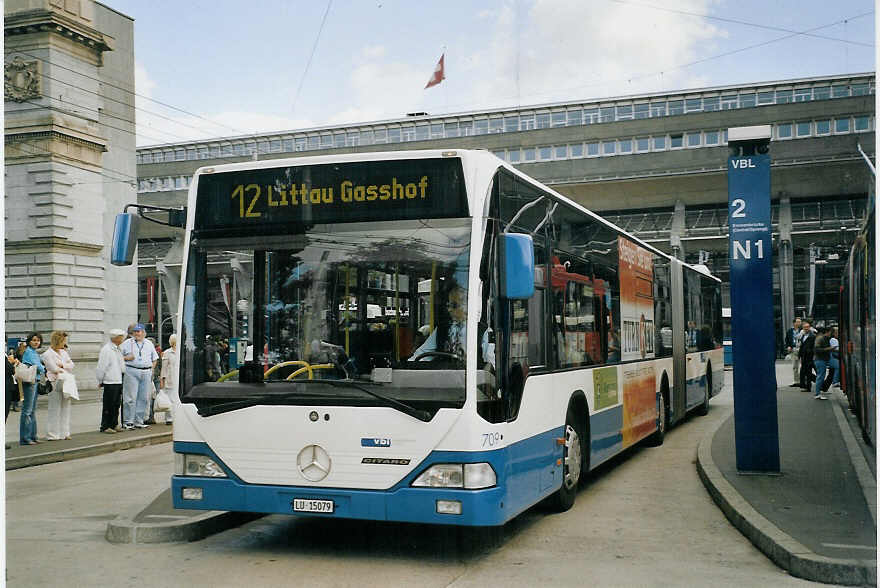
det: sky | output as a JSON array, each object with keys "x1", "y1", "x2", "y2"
[{"x1": 105, "y1": 0, "x2": 876, "y2": 147}]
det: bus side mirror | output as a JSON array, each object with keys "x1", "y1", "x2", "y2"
[
  {"x1": 111, "y1": 212, "x2": 140, "y2": 266},
  {"x1": 500, "y1": 233, "x2": 535, "y2": 299}
]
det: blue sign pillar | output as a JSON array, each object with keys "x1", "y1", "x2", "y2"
[{"x1": 727, "y1": 128, "x2": 780, "y2": 473}]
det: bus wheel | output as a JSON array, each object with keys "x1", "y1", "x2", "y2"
[
  {"x1": 550, "y1": 407, "x2": 583, "y2": 512},
  {"x1": 646, "y1": 387, "x2": 667, "y2": 446},
  {"x1": 696, "y1": 369, "x2": 711, "y2": 416}
]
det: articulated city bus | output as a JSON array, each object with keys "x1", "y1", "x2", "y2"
[
  {"x1": 839, "y1": 199, "x2": 875, "y2": 447},
  {"x1": 114, "y1": 149, "x2": 723, "y2": 525}
]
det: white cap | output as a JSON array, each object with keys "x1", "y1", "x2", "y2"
[{"x1": 109, "y1": 328, "x2": 126, "y2": 337}]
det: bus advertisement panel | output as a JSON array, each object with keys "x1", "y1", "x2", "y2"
[
  {"x1": 618, "y1": 236, "x2": 655, "y2": 362},
  {"x1": 618, "y1": 237, "x2": 657, "y2": 446}
]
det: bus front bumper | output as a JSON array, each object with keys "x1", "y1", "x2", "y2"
[{"x1": 172, "y1": 475, "x2": 510, "y2": 526}]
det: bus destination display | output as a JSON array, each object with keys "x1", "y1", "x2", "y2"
[{"x1": 195, "y1": 158, "x2": 468, "y2": 231}]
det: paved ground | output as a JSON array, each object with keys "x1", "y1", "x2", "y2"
[
  {"x1": 5, "y1": 393, "x2": 169, "y2": 446},
  {"x1": 712, "y1": 387, "x2": 876, "y2": 559},
  {"x1": 6, "y1": 372, "x2": 830, "y2": 587}
]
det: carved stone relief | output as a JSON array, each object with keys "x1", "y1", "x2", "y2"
[{"x1": 4, "y1": 56, "x2": 41, "y2": 102}]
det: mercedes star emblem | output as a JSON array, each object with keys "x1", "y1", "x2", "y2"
[{"x1": 297, "y1": 444, "x2": 332, "y2": 482}]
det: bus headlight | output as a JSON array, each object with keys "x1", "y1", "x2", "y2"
[
  {"x1": 412, "y1": 463, "x2": 496, "y2": 489},
  {"x1": 175, "y1": 453, "x2": 227, "y2": 478}
]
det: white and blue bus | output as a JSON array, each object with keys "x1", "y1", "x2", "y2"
[{"x1": 114, "y1": 149, "x2": 723, "y2": 525}]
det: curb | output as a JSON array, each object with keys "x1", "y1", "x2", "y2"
[
  {"x1": 5, "y1": 432, "x2": 172, "y2": 471},
  {"x1": 696, "y1": 416, "x2": 877, "y2": 586},
  {"x1": 830, "y1": 395, "x2": 878, "y2": 527},
  {"x1": 106, "y1": 490, "x2": 263, "y2": 544}
]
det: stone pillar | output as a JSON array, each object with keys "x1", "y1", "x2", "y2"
[
  {"x1": 778, "y1": 197, "x2": 794, "y2": 328},
  {"x1": 670, "y1": 199, "x2": 686, "y2": 260},
  {"x1": 5, "y1": 0, "x2": 136, "y2": 395}
]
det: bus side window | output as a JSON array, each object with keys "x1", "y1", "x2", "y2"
[
  {"x1": 552, "y1": 253, "x2": 597, "y2": 367},
  {"x1": 653, "y1": 257, "x2": 673, "y2": 358},
  {"x1": 593, "y1": 262, "x2": 620, "y2": 365}
]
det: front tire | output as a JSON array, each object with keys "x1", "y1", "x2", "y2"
[
  {"x1": 696, "y1": 368, "x2": 711, "y2": 416},
  {"x1": 549, "y1": 407, "x2": 584, "y2": 512},
  {"x1": 646, "y1": 387, "x2": 667, "y2": 446}
]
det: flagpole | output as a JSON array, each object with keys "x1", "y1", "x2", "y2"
[{"x1": 442, "y1": 45, "x2": 448, "y2": 114}]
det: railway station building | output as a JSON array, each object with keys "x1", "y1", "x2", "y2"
[{"x1": 133, "y1": 72, "x2": 875, "y2": 350}]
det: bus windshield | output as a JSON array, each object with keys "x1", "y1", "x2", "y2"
[{"x1": 180, "y1": 218, "x2": 471, "y2": 415}]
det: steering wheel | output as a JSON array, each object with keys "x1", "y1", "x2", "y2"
[{"x1": 412, "y1": 351, "x2": 462, "y2": 362}]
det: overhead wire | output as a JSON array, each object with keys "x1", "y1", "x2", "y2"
[
  {"x1": 291, "y1": 0, "x2": 333, "y2": 119},
  {"x1": 4, "y1": 47, "x2": 247, "y2": 139},
  {"x1": 5, "y1": 141, "x2": 138, "y2": 187},
  {"x1": 607, "y1": 0, "x2": 874, "y2": 48},
  {"x1": 5, "y1": 48, "x2": 239, "y2": 143},
  {"x1": 4, "y1": 7, "x2": 874, "y2": 150},
  {"x1": 425, "y1": 10, "x2": 875, "y2": 113},
  {"x1": 11, "y1": 94, "x2": 192, "y2": 149}
]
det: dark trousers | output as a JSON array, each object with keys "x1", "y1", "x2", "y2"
[
  {"x1": 799, "y1": 357, "x2": 814, "y2": 388},
  {"x1": 100, "y1": 384, "x2": 123, "y2": 431}
]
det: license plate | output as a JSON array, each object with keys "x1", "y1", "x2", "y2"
[{"x1": 292, "y1": 498, "x2": 334, "y2": 513}]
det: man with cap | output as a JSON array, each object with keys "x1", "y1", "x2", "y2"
[
  {"x1": 96, "y1": 329, "x2": 126, "y2": 433},
  {"x1": 120, "y1": 323, "x2": 159, "y2": 429}
]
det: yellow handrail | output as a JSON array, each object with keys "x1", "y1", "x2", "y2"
[
  {"x1": 213, "y1": 360, "x2": 337, "y2": 382},
  {"x1": 264, "y1": 360, "x2": 311, "y2": 378},
  {"x1": 286, "y1": 363, "x2": 335, "y2": 380},
  {"x1": 217, "y1": 370, "x2": 239, "y2": 383}
]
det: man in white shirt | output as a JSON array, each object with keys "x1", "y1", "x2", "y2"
[
  {"x1": 96, "y1": 329, "x2": 126, "y2": 433},
  {"x1": 120, "y1": 323, "x2": 159, "y2": 429}
]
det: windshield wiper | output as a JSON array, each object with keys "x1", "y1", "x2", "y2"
[
  {"x1": 300, "y1": 379, "x2": 432, "y2": 422},
  {"x1": 198, "y1": 398, "x2": 266, "y2": 417},
  {"x1": 195, "y1": 381, "x2": 432, "y2": 421}
]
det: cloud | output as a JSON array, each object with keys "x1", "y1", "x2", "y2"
[
  {"x1": 323, "y1": 48, "x2": 429, "y2": 125},
  {"x1": 134, "y1": 62, "x2": 313, "y2": 146},
  {"x1": 362, "y1": 45, "x2": 386, "y2": 60},
  {"x1": 454, "y1": 0, "x2": 726, "y2": 111}
]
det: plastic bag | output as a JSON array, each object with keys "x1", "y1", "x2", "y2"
[
  {"x1": 58, "y1": 371, "x2": 79, "y2": 400},
  {"x1": 154, "y1": 389, "x2": 172, "y2": 412}
]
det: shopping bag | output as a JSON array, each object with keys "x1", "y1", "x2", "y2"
[
  {"x1": 58, "y1": 372, "x2": 79, "y2": 400},
  {"x1": 14, "y1": 362, "x2": 36, "y2": 383},
  {"x1": 154, "y1": 389, "x2": 172, "y2": 412}
]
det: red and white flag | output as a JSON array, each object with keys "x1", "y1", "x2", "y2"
[{"x1": 424, "y1": 53, "x2": 445, "y2": 89}]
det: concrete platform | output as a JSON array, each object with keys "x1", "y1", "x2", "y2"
[
  {"x1": 106, "y1": 488, "x2": 262, "y2": 544},
  {"x1": 698, "y1": 384, "x2": 877, "y2": 585},
  {"x1": 5, "y1": 425, "x2": 172, "y2": 470}
]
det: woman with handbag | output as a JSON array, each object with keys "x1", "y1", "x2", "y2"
[
  {"x1": 19, "y1": 332, "x2": 45, "y2": 445},
  {"x1": 42, "y1": 331, "x2": 75, "y2": 441},
  {"x1": 159, "y1": 334, "x2": 179, "y2": 425}
]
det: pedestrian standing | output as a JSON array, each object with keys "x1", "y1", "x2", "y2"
[
  {"x1": 96, "y1": 329, "x2": 126, "y2": 433},
  {"x1": 798, "y1": 321, "x2": 816, "y2": 390},
  {"x1": 42, "y1": 331, "x2": 75, "y2": 440},
  {"x1": 19, "y1": 332, "x2": 45, "y2": 445},
  {"x1": 812, "y1": 327, "x2": 832, "y2": 400},
  {"x1": 826, "y1": 327, "x2": 841, "y2": 391},
  {"x1": 144, "y1": 337, "x2": 160, "y2": 425},
  {"x1": 160, "y1": 334, "x2": 179, "y2": 425},
  {"x1": 6, "y1": 351, "x2": 21, "y2": 449},
  {"x1": 9, "y1": 341, "x2": 24, "y2": 412},
  {"x1": 786, "y1": 318, "x2": 802, "y2": 386},
  {"x1": 120, "y1": 323, "x2": 158, "y2": 429}
]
